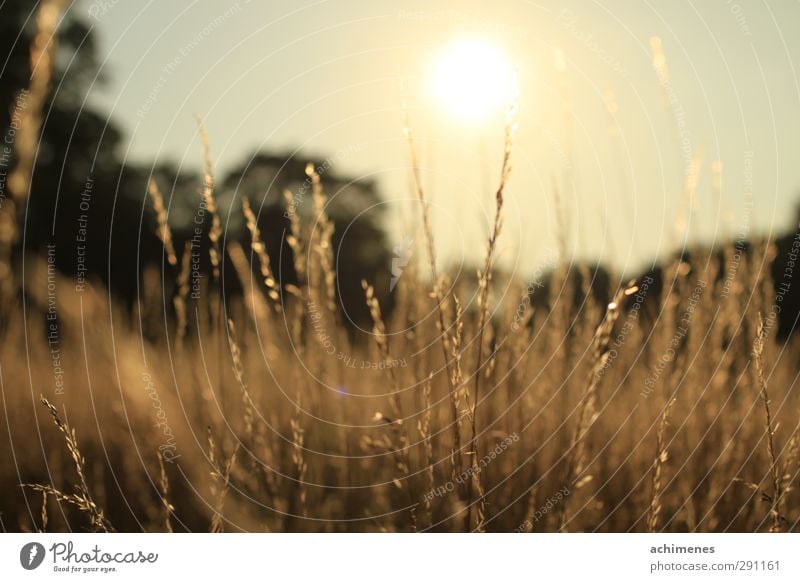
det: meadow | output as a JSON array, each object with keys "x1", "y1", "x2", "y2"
[{"x1": 2, "y1": 147, "x2": 799, "y2": 532}]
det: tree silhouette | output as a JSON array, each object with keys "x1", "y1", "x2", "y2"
[
  {"x1": 1, "y1": 1, "x2": 136, "y2": 299},
  {"x1": 0, "y1": 1, "x2": 393, "y2": 332}
]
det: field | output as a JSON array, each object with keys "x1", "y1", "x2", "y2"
[{"x1": 2, "y1": 174, "x2": 799, "y2": 532}]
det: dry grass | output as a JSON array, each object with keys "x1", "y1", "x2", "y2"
[
  {"x1": 22, "y1": 397, "x2": 113, "y2": 532},
  {"x1": 3, "y1": 181, "x2": 799, "y2": 531}
]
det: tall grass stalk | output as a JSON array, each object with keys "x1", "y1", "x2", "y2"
[{"x1": 467, "y1": 103, "x2": 516, "y2": 532}]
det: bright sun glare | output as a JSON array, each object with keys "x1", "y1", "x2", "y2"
[{"x1": 433, "y1": 39, "x2": 516, "y2": 122}]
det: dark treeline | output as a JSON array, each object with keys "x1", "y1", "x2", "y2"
[
  {"x1": 0, "y1": 0, "x2": 392, "y2": 336},
  {"x1": 526, "y1": 220, "x2": 800, "y2": 342},
  {"x1": 2, "y1": 0, "x2": 799, "y2": 342}
]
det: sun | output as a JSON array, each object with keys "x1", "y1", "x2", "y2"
[{"x1": 432, "y1": 39, "x2": 516, "y2": 122}]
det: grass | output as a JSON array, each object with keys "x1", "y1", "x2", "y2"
[{"x1": 2, "y1": 174, "x2": 800, "y2": 531}]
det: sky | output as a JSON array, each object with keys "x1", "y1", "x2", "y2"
[{"x1": 83, "y1": 0, "x2": 800, "y2": 277}]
